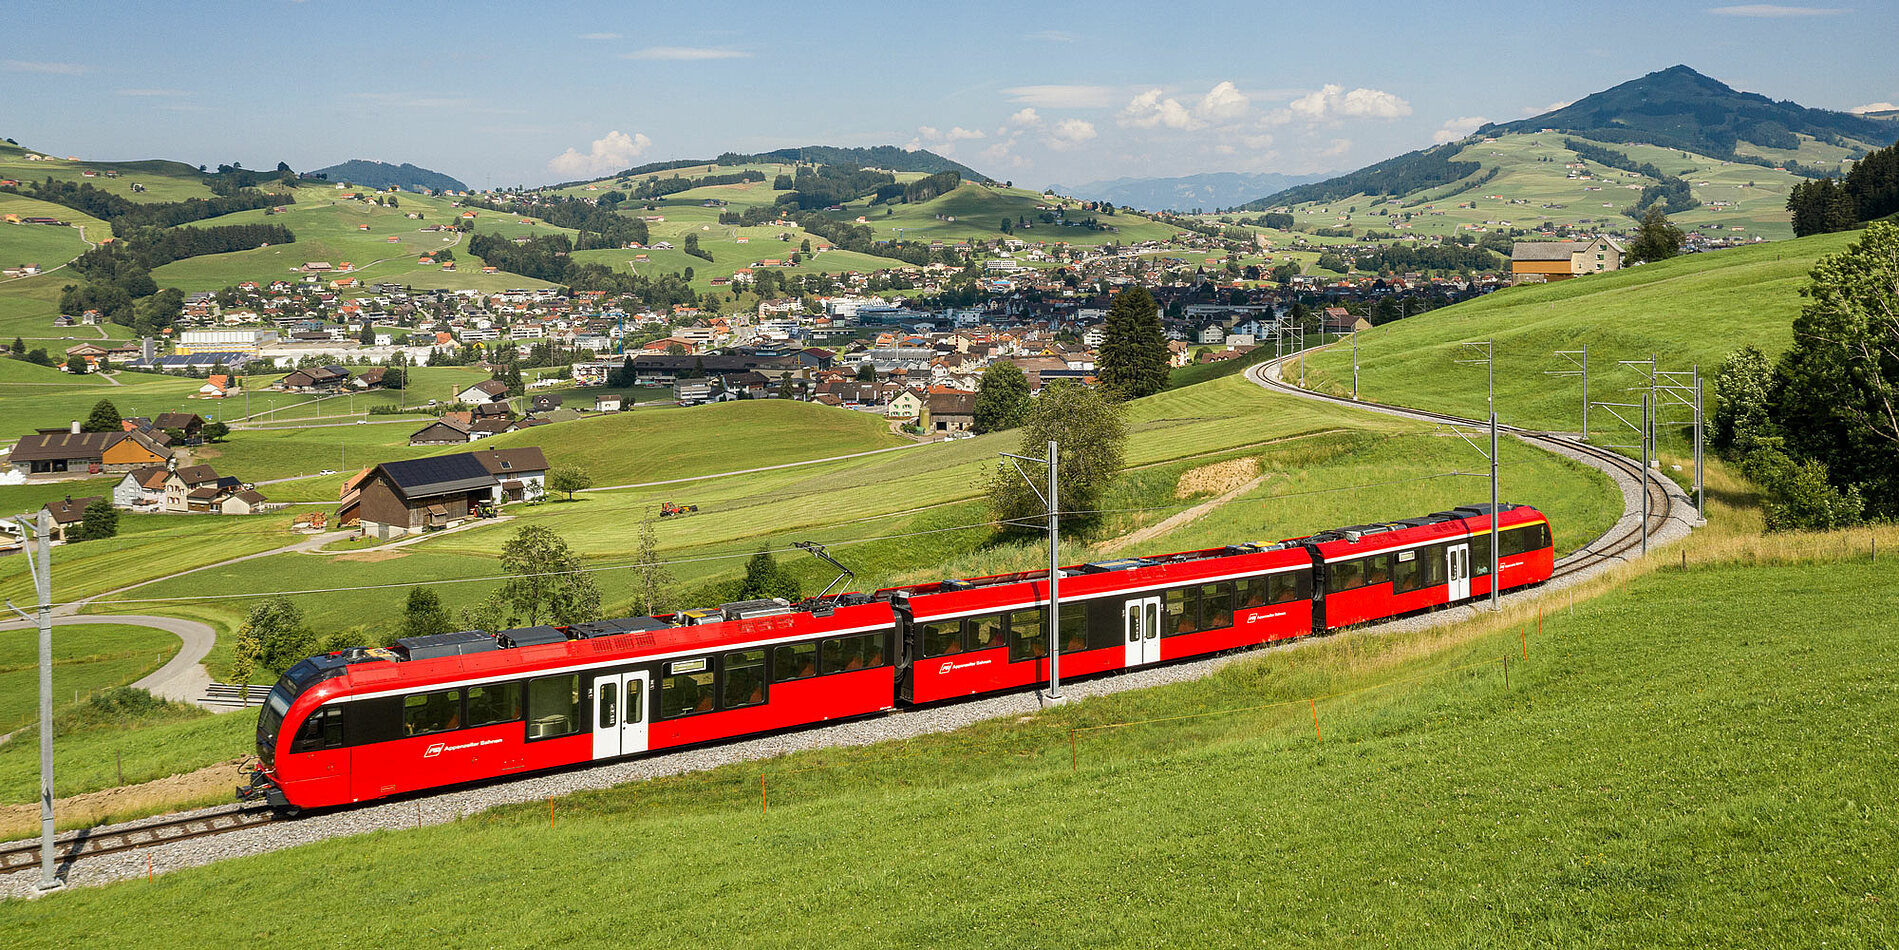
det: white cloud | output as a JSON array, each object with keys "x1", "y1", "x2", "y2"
[
  {"x1": 942, "y1": 126, "x2": 985, "y2": 142},
  {"x1": 116, "y1": 88, "x2": 191, "y2": 97},
  {"x1": 1003, "y1": 84, "x2": 1118, "y2": 109},
  {"x1": 1432, "y1": 115, "x2": 1490, "y2": 144},
  {"x1": 3, "y1": 60, "x2": 89, "y2": 75},
  {"x1": 1708, "y1": 4, "x2": 1847, "y2": 15},
  {"x1": 1026, "y1": 29, "x2": 1078, "y2": 42},
  {"x1": 548, "y1": 130, "x2": 652, "y2": 177},
  {"x1": 623, "y1": 47, "x2": 749, "y2": 61},
  {"x1": 578, "y1": 32, "x2": 621, "y2": 40},
  {"x1": 1048, "y1": 118, "x2": 1098, "y2": 150},
  {"x1": 1005, "y1": 108, "x2": 1043, "y2": 129},
  {"x1": 982, "y1": 141, "x2": 1033, "y2": 169},
  {"x1": 1242, "y1": 134, "x2": 1276, "y2": 150},
  {"x1": 1288, "y1": 84, "x2": 1411, "y2": 122},
  {"x1": 1521, "y1": 99, "x2": 1574, "y2": 116},
  {"x1": 1118, "y1": 81, "x2": 1252, "y2": 131},
  {"x1": 1320, "y1": 138, "x2": 1353, "y2": 158},
  {"x1": 1850, "y1": 101, "x2": 1898, "y2": 114}
]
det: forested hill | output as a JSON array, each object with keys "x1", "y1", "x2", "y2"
[
  {"x1": 308, "y1": 160, "x2": 469, "y2": 193},
  {"x1": 1482, "y1": 65, "x2": 1898, "y2": 159},
  {"x1": 1236, "y1": 143, "x2": 1480, "y2": 209},
  {"x1": 608, "y1": 146, "x2": 988, "y2": 184}
]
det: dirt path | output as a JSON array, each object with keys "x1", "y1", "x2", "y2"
[
  {"x1": 1095, "y1": 473, "x2": 1272, "y2": 556},
  {"x1": 0, "y1": 759, "x2": 243, "y2": 838}
]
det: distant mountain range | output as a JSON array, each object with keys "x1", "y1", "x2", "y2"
[
  {"x1": 1242, "y1": 65, "x2": 1899, "y2": 210},
  {"x1": 1048, "y1": 172, "x2": 1330, "y2": 212},
  {"x1": 308, "y1": 159, "x2": 469, "y2": 193}
]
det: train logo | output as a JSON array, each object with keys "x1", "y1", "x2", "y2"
[{"x1": 424, "y1": 743, "x2": 445, "y2": 758}]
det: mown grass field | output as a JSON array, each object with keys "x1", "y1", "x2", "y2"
[
  {"x1": 1299, "y1": 229, "x2": 1861, "y2": 435},
  {"x1": 0, "y1": 623, "x2": 178, "y2": 734},
  {"x1": 7, "y1": 542, "x2": 1894, "y2": 944}
]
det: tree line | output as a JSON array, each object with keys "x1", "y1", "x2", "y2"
[
  {"x1": 625, "y1": 169, "x2": 765, "y2": 200},
  {"x1": 1, "y1": 177, "x2": 288, "y2": 228},
  {"x1": 466, "y1": 232, "x2": 699, "y2": 310},
  {"x1": 1787, "y1": 139, "x2": 1899, "y2": 237},
  {"x1": 458, "y1": 194, "x2": 649, "y2": 250}
]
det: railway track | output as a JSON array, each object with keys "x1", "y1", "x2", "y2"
[
  {"x1": 0, "y1": 805, "x2": 276, "y2": 876},
  {"x1": 1246, "y1": 354, "x2": 1680, "y2": 580}
]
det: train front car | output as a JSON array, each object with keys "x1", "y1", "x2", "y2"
[
  {"x1": 1307, "y1": 503, "x2": 1555, "y2": 631},
  {"x1": 890, "y1": 542, "x2": 1314, "y2": 705},
  {"x1": 241, "y1": 652, "x2": 359, "y2": 811}
]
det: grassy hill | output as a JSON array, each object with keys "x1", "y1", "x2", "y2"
[
  {"x1": 1299, "y1": 229, "x2": 1862, "y2": 433},
  {"x1": 8, "y1": 534, "x2": 1895, "y2": 942},
  {"x1": 0, "y1": 140, "x2": 227, "y2": 204}
]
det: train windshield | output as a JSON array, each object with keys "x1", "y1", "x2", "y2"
[{"x1": 255, "y1": 659, "x2": 335, "y2": 768}]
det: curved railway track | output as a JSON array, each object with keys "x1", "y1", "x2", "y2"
[
  {"x1": 4, "y1": 355, "x2": 1685, "y2": 884},
  {"x1": 1246, "y1": 353, "x2": 1681, "y2": 580},
  {"x1": 0, "y1": 805, "x2": 276, "y2": 877}
]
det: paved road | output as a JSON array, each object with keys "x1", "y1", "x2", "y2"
[{"x1": 0, "y1": 614, "x2": 220, "y2": 708}]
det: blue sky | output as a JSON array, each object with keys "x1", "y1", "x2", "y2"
[{"x1": 5, "y1": 0, "x2": 1894, "y2": 189}]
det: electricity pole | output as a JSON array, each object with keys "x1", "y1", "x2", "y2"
[
  {"x1": 1351, "y1": 327, "x2": 1360, "y2": 401},
  {"x1": 1547, "y1": 345, "x2": 1588, "y2": 439},
  {"x1": 1000, "y1": 442, "x2": 1063, "y2": 702},
  {"x1": 1456, "y1": 341, "x2": 1499, "y2": 610},
  {"x1": 6, "y1": 512, "x2": 58, "y2": 891}
]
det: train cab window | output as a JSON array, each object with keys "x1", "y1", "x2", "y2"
[
  {"x1": 527, "y1": 674, "x2": 581, "y2": 739},
  {"x1": 467, "y1": 683, "x2": 522, "y2": 728},
  {"x1": 1163, "y1": 587, "x2": 1199, "y2": 636},
  {"x1": 1238, "y1": 576, "x2": 1270, "y2": 609},
  {"x1": 968, "y1": 615, "x2": 1004, "y2": 652},
  {"x1": 1499, "y1": 524, "x2": 1550, "y2": 557},
  {"x1": 1469, "y1": 533, "x2": 1492, "y2": 576},
  {"x1": 1267, "y1": 571, "x2": 1309, "y2": 604},
  {"x1": 1059, "y1": 606, "x2": 1090, "y2": 654},
  {"x1": 821, "y1": 633, "x2": 887, "y2": 673},
  {"x1": 290, "y1": 706, "x2": 344, "y2": 753},
  {"x1": 660, "y1": 667, "x2": 717, "y2": 718},
  {"x1": 723, "y1": 650, "x2": 767, "y2": 709},
  {"x1": 773, "y1": 642, "x2": 818, "y2": 682},
  {"x1": 403, "y1": 689, "x2": 462, "y2": 736},
  {"x1": 920, "y1": 620, "x2": 964, "y2": 658},
  {"x1": 1007, "y1": 608, "x2": 1048, "y2": 663},
  {"x1": 1199, "y1": 582, "x2": 1234, "y2": 630}
]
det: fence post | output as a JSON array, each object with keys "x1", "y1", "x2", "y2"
[
  {"x1": 1069, "y1": 728, "x2": 1077, "y2": 772},
  {"x1": 1309, "y1": 698, "x2": 1321, "y2": 741},
  {"x1": 1502, "y1": 656, "x2": 1510, "y2": 690},
  {"x1": 761, "y1": 774, "x2": 768, "y2": 814},
  {"x1": 547, "y1": 795, "x2": 553, "y2": 827}
]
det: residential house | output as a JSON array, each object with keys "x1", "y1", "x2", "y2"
[
  {"x1": 885, "y1": 388, "x2": 923, "y2": 421},
  {"x1": 923, "y1": 387, "x2": 977, "y2": 432},
  {"x1": 220, "y1": 489, "x2": 271, "y2": 515},
  {"x1": 7, "y1": 426, "x2": 171, "y2": 475},
  {"x1": 111, "y1": 467, "x2": 169, "y2": 509},
  {"x1": 152, "y1": 412, "x2": 205, "y2": 444},
  {"x1": 40, "y1": 496, "x2": 102, "y2": 542},
  {"x1": 164, "y1": 464, "x2": 223, "y2": 513},
  {"x1": 198, "y1": 375, "x2": 232, "y2": 398},
  {"x1": 279, "y1": 365, "x2": 351, "y2": 391},
  {"x1": 457, "y1": 379, "x2": 512, "y2": 404},
  {"x1": 594, "y1": 394, "x2": 624, "y2": 412},
  {"x1": 530, "y1": 393, "x2": 563, "y2": 413},
  {"x1": 1510, "y1": 237, "x2": 1624, "y2": 281},
  {"x1": 471, "y1": 446, "x2": 549, "y2": 503},
  {"x1": 410, "y1": 418, "x2": 473, "y2": 445}
]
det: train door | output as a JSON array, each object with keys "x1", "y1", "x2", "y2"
[
  {"x1": 592, "y1": 672, "x2": 624, "y2": 760},
  {"x1": 1123, "y1": 595, "x2": 1162, "y2": 668},
  {"x1": 1447, "y1": 544, "x2": 1470, "y2": 602},
  {"x1": 621, "y1": 671, "x2": 650, "y2": 756}
]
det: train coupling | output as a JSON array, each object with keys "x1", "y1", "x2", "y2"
[{"x1": 237, "y1": 769, "x2": 289, "y2": 809}]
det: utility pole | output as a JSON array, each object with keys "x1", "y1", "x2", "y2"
[
  {"x1": 1589, "y1": 396, "x2": 1655, "y2": 559},
  {"x1": 1000, "y1": 442, "x2": 1063, "y2": 702},
  {"x1": 1351, "y1": 327, "x2": 1360, "y2": 401},
  {"x1": 1454, "y1": 340, "x2": 1500, "y2": 610},
  {"x1": 6, "y1": 512, "x2": 58, "y2": 891},
  {"x1": 1694, "y1": 370, "x2": 1704, "y2": 520}
]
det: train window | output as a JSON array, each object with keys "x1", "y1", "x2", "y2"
[
  {"x1": 290, "y1": 706, "x2": 344, "y2": 753},
  {"x1": 1007, "y1": 608, "x2": 1047, "y2": 663},
  {"x1": 1163, "y1": 588, "x2": 1198, "y2": 636},
  {"x1": 1330, "y1": 558, "x2": 1365, "y2": 591},
  {"x1": 1363, "y1": 554, "x2": 1392, "y2": 588},
  {"x1": 1268, "y1": 571, "x2": 1310, "y2": 604},
  {"x1": 467, "y1": 683, "x2": 522, "y2": 728},
  {"x1": 343, "y1": 696, "x2": 403, "y2": 746},
  {"x1": 527, "y1": 674, "x2": 581, "y2": 739},
  {"x1": 1199, "y1": 583, "x2": 1234, "y2": 629},
  {"x1": 773, "y1": 642, "x2": 818, "y2": 682},
  {"x1": 626, "y1": 681, "x2": 644, "y2": 724},
  {"x1": 1499, "y1": 524, "x2": 1551, "y2": 557},
  {"x1": 1469, "y1": 533, "x2": 1492, "y2": 576},
  {"x1": 723, "y1": 650, "x2": 767, "y2": 709},
  {"x1": 1059, "y1": 606, "x2": 1090, "y2": 654},
  {"x1": 660, "y1": 669, "x2": 717, "y2": 718},
  {"x1": 969, "y1": 615, "x2": 1004, "y2": 652},
  {"x1": 1421, "y1": 545, "x2": 1448, "y2": 589},
  {"x1": 821, "y1": 633, "x2": 887, "y2": 673},
  {"x1": 920, "y1": 620, "x2": 964, "y2": 658},
  {"x1": 1392, "y1": 550, "x2": 1424, "y2": 594},
  {"x1": 598, "y1": 687, "x2": 616, "y2": 729},
  {"x1": 1237, "y1": 576, "x2": 1270, "y2": 609},
  {"x1": 1086, "y1": 599, "x2": 1123, "y2": 652},
  {"x1": 403, "y1": 689, "x2": 462, "y2": 736}
]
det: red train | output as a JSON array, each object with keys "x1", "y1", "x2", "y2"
[{"x1": 242, "y1": 503, "x2": 1553, "y2": 811}]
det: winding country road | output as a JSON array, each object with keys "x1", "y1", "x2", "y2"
[{"x1": 0, "y1": 614, "x2": 217, "y2": 705}]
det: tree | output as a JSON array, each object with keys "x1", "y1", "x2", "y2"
[
  {"x1": 236, "y1": 597, "x2": 316, "y2": 676},
  {"x1": 986, "y1": 381, "x2": 1128, "y2": 533},
  {"x1": 548, "y1": 467, "x2": 593, "y2": 501},
  {"x1": 736, "y1": 549, "x2": 799, "y2": 601},
  {"x1": 1627, "y1": 205, "x2": 1684, "y2": 263},
  {"x1": 999, "y1": 217, "x2": 1013, "y2": 235},
  {"x1": 1767, "y1": 220, "x2": 1899, "y2": 516},
  {"x1": 64, "y1": 356, "x2": 87, "y2": 375},
  {"x1": 855, "y1": 364, "x2": 875, "y2": 382},
  {"x1": 973, "y1": 362, "x2": 1031, "y2": 434},
  {"x1": 1711, "y1": 345, "x2": 1776, "y2": 453},
  {"x1": 71, "y1": 498, "x2": 118, "y2": 542},
  {"x1": 400, "y1": 586, "x2": 454, "y2": 639},
  {"x1": 82, "y1": 398, "x2": 122, "y2": 432},
  {"x1": 498, "y1": 524, "x2": 600, "y2": 626},
  {"x1": 635, "y1": 514, "x2": 673, "y2": 615},
  {"x1": 9, "y1": 337, "x2": 23, "y2": 356},
  {"x1": 1095, "y1": 287, "x2": 1170, "y2": 400}
]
